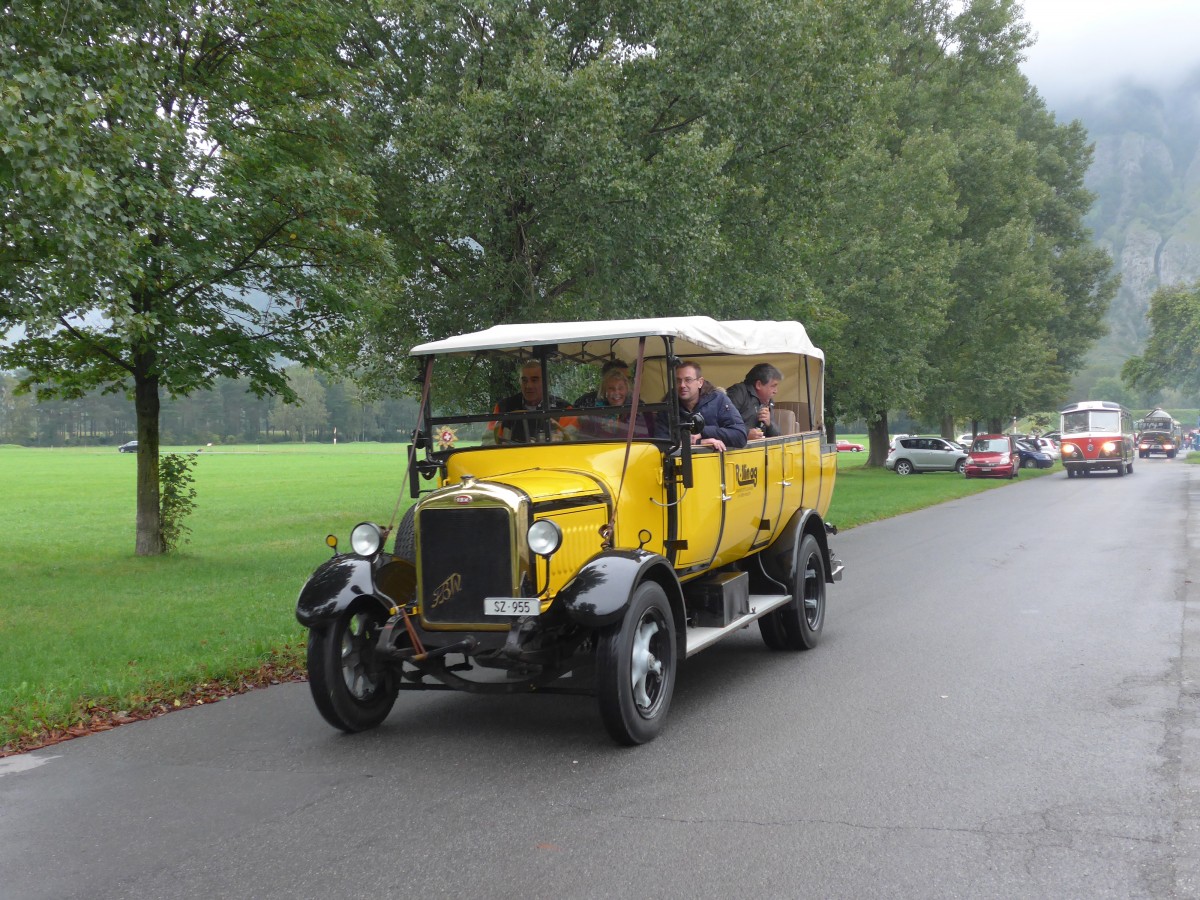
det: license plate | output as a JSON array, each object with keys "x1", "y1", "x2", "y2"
[
  {"x1": 484, "y1": 597, "x2": 541, "y2": 616},
  {"x1": 980, "y1": 466, "x2": 992, "y2": 471}
]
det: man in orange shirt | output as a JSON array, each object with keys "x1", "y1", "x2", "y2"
[{"x1": 490, "y1": 359, "x2": 574, "y2": 443}]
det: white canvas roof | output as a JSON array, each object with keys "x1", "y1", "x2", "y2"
[{"x1": 409, "y1": 316, "x2": 823, "y2": 362}]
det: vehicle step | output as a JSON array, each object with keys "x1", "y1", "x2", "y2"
[{"x1": 685, "y1": 592, "x2": 793, "y2": 657}]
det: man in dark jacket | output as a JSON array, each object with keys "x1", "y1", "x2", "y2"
[
  {"x1": 489, "y1": 359, "x2": 572, "y2": 443},
  {"x1": 726, "y1": 363, "x2": 782, "y2": 440},
  {"x1": 655, "y1": 360, "x2": 747, "y2": 451}
]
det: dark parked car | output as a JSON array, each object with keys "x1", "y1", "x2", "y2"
[
  {"x1": 118, "y1": 441, "x2": 138, "y2": 453},
  {"x1": 964, "y1": 434, "x2": 1019, "y2": 479},
  {"x1": 1014, "y1": 439, "x2": 1054, "y2": 469}
]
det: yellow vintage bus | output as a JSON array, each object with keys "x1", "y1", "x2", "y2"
[{"x1": 296, "y1": 317, "x2": 843, "y2": 744}]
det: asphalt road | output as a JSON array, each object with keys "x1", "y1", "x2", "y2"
[{"x1": 3, "y1": 458, "x2": 1199, "y2": 899}]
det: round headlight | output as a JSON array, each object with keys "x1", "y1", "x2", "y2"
[
  {"x1": 350, "y1": 521, "x2": 384, "y2": 557},
  {"x1": 527, "y1": 520, "x2": 563, "y2": 557}
]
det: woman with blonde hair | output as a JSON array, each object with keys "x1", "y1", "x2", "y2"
[{"x1": 582, "y1": 367, "x2": 650, "y2": 437}]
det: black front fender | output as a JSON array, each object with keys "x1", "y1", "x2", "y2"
[
  {"x1": 296, "y1": 555, "x2": 392, "y2": 628},
  {"x1": 557, "y1": 549, "x2": 680, "y2": 628}
]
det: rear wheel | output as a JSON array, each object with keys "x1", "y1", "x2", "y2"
[
  {"x1": 894, "y1": 459, "x2": 914, "y2": 476},
  {"x1": 597, "y1": 582, "x2": 677, "y2": 745},
  {"x1": 758, "y1": 610, "x2": 788, "y2": 649},
  {"x1": 769, "y1": 534, "x2": 826, "y2": 651},
  {"x1": 307, "y1": 600, "x2": 398, "y2": 732}
]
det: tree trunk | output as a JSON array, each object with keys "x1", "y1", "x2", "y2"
[
  {"x1": 866, "y1": 411, "x2": 889, "y2": 467},
  {"x1": 940, "y1": 413, "x2": 955, "y2": 441},
  {"x1": 134, "y1": 374, "x2": 164, "y2": 556}
]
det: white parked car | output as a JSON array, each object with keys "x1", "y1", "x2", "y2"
[{"x1": 885, "y1": 436, "x2": 968, "y2": 475}]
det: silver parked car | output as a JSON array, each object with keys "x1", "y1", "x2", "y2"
[{"x1": 885, "y1": 436, "x2": 968, "y2": 475}]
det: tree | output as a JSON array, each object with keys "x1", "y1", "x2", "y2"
[
  {"x1": 347, "y1": 0, "x2": 885, "y2": 397},
  {"x1": 1, "y1": 0, "x2": 390, "y2": 553},
  {"x1": 909, "y1": 0, "x2": 1116, "y2": 433},
  {"x1": 1122, "y1": 282, "x2": 1200, "y2": 395},
  {"x1": 807, "y1": 130, "x2": 961, "y2": 464},
  {"x1": 271, "y1": 367, "x2": 329, "y2": 442}
]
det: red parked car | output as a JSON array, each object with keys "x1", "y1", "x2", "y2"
[
  {"x1": 836, "y1": 439, "x2": 864, "y2": 452},
  {"x1": 963, "y1": 434, "x2": 1019, "y2": 479}
]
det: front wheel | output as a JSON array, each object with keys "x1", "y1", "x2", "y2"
[
  {"x1": 597, "y1": 582, "x2": 677, "y2": 745},
  {"x1": 954, "y1": 458, "x2": 966, "y2": 474},
  {"x1": 307, "y1": 600, "x2": 398, "y2": 732},
  {"x1": 1022, "y1": 458, "x2": 1036, "y2": 469}
]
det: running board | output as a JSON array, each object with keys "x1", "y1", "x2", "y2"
[{"x1": 685, "y1": 592, "x2": 793, "y2": 657}]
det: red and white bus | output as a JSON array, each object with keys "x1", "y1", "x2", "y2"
[{"x1": 1059, "y1": 400, "x2": 1135, "y2": 478}]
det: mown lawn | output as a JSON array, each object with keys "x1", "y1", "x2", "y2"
[{"x1": 0, "y1": 440, "x2": 1054, "y2": 751}]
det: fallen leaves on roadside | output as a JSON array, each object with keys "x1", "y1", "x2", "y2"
[{"x1": 0, "y1": 659, "x2": 307, "y2": 758}]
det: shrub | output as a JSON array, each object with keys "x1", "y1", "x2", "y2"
[{"x1": 159, "y1": 453, "x2": 198, "y2": 553}]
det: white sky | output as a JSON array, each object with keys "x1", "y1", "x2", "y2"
[{"x1": 1019, "y1": 0, "x2": 1200, "y2": 106}]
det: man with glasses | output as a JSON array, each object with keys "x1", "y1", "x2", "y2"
[{"x1": 655, "y1": 360, "x2": 747, "y2": 451}]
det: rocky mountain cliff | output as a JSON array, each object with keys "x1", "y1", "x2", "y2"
[{"x1": 1057, "y1": 69, "x2": 1200, "y2": 386}]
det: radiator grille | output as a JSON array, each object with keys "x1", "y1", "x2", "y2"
[{"x1": 419, "y1": 506, "x2": 515, "y2": 624}]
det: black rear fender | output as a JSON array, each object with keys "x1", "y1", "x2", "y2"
[{"x1": 752, "y1": 508, "x2": 833, "y2": 589}]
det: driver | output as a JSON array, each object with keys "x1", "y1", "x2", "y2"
[{"x1": 489, "y1": 359, "x2": 573, "y2": 443}]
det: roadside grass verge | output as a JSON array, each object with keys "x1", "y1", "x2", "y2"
[
  {"x1": 0, "y1": 440, "x2": 1055, "y2": 752},
  {"x1": 828, "y1": 443, "x2": 1058, "y2": 528},
  {"x1": 0, "y1": 444, "x2": 411, "y2": 752}
]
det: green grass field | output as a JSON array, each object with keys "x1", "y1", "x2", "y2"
[{"x1": 0, "y1": 440, "x2": 1051, "y2": 751}]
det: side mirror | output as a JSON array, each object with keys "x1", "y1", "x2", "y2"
[{"x1": 684, "y1": 412, "x2": 705, "y2": 435}]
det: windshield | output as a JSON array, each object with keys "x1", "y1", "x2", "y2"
[
  {"x1": 420, "y1": 354, "x2": 672, "y2": 449},
  {"x1": 972, "y1": 438, "x2": 1010, "y2": 453},
  {"x1": 1062, "y1": 410, "x2": 1121, "y2": 433}
]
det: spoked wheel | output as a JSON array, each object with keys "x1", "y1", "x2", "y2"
[
  {"x1": 597, "y1": 582, "x2": 677, "y2": 745},
  {"x1": 307, "y1": 599, "x2": 398, "y2": 732},
  {"x1": 766, "y1": 533, "x2": 826, "y2": 651},
  {"x1": 954, "y1": 458, "x2": 966, "y2": 474},
  {"x1": 894, "y1": 459, "x2": 914, "y2": 476}
]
